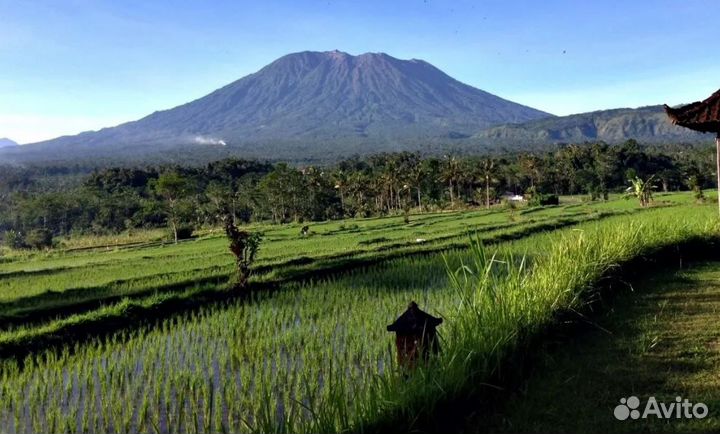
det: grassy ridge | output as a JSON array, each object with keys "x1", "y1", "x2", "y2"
[
  {"x1": 494, "y1": 261, "x2": 720, "y2": 433},
  {"x1": 356, "y1": 206, "x2": 719, "y2": 433},
  {"x1": 0, "y1": 200, "x2": 715, "y2": 434}
]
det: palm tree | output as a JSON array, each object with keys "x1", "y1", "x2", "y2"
[
  {"x1": 518, "y1": 154, "x2": 541, "y2": 189},
  {"x1": 440, "y1": 155, "x2": 462, "y2": 207},
  {"x1": 556, "y1": 144, "x2": 583, "y2": 194},
  {"x1": 407, "y1": 161, "x2": 425, "y2": 210},
  {"x1": 479, "y1": 158, "x2": 497, "y2": 209},
  {"x1": 332, "y1": 170, "x2": 348, "y2": 217},
  {"x1": 154, "y1": 171, "x2": 190, "y2": 244}
]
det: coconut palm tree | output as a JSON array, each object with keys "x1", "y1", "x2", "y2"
[
  {"x1": 332, "y1": 169, "x2": 348, "y2": 217},
  {"x1": 406, "y1": 158, "x2": 425, "y2": 210},
  {"x1": 479, "y1": 158, "x2": 498, "y2": 209},
  {"x1": 440, "y1": 155, "x2": 462, "y2": 207}
]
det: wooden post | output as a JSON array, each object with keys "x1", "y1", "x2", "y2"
[{"x1": 717, "y1": 135, "x2": 720, "y2": 215}]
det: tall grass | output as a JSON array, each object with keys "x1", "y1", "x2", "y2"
[{"x1": 350, "y1": 206, "x2": 719, "y2": 432}]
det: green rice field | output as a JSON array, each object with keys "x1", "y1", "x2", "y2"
[
  {"x1": 0, "y1": 196, "x2": 673, "y2": 323},
  {"x1": 0, "y1": 193, "x2": 717, "y2": 433}
]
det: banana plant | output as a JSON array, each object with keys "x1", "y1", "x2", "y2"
[{"x1": 625, "y1": 175, "x2": 656, "y2": 207}]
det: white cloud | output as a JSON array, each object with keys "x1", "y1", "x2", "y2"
[{"x1": 193, "y1": 136, "x2": 226, "y2": 146}]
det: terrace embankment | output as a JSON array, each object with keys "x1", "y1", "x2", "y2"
[
  {"x1": 353, "y1": 207, "x2": 720, "y2": 434},
  {"x1": 366, "y1": 239, "x2": 720, "y2": 434},
  {"x1": 0, "y1": 206, "x2": 643, "y2": 360}
]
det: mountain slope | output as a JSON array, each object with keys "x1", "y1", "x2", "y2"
[
  {"x1": 0, "y1": 138, "x2": 18, "y2": 148},
  {"x1": 475, "y1": 105, "x2": 714, "y2": 145},
  {"x1": 2, "y1": 51, "x2": 552, "y2": 163}
]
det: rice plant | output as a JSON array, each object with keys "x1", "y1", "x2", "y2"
[{"x1": 0, "y1": 198, "x2": 714, "y2": 434}]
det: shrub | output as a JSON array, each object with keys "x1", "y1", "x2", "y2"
[
  {"x1": 2, "y1": 230, "x2": 26, "y2": 249},
  {"x1": 175, "y1": 226, "x2": 195, "y2": 241},
  {"x1": 25, "y1": 229, "x2": 53, "y2": 250},
  {"x1": 223, "y1": 216, "x2": 262, "y2": 288},
  {"x1": 528, "y1": 193, "x2": 559, "y2": 207},
  {"x1": 688, "y1": 176, "x2": 705, "y2": 202}
]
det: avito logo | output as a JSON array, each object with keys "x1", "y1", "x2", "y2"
[{"x1": 614, "y1": 396, "x2": 709, "y2": 421}]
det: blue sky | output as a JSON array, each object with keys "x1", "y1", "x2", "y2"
[{"x1": 2, "y1": 0, "x2": 719, "y2": 143}]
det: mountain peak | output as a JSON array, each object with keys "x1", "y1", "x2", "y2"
[
  {"x1": 327, "y1": 49, "x2": 351, "y2": 59},
  {"x1": 9, "y1": 51, "x2": 553, "y2": 163},
  {"x1": 357, "y1": 51, "x2": 391, "y2": 58},
  {"x1": 279, "y1": 50, "x2": 419, "y2": 66}
]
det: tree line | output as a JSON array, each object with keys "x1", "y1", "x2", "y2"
[{"x1": 0, "y1": 140, "x2": 715, "y2": 248}]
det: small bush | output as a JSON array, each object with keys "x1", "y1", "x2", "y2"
[
  {"x1": 2, "y1": 230, "x2": 26, "y2": 249},
  {"x1": 175, "y1": 226, "x2": 195, "y2": 240},
  {"x1": 224, "y1": 216, "x2": 262, "y2": 289},
  {"x1": 25, "y1": 229, "x2": 53, "y2": 250},
  {"x1": 528, "y1": 193, "x2": 559, "y2": 207},
  {"x1": 693, "y1": 187, "x2": 706, "y2": 202}
]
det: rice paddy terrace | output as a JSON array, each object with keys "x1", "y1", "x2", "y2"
[
  {"x1": 0, "y1": 196, "x2": 647, "y2": 328},
  {"x1": 0, "y1": 193, "x2": 717, "y2": 433}
]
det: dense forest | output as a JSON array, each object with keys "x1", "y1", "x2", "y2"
[{"x1": 0, "y1": 140, "x2": 715, "y2": 248}]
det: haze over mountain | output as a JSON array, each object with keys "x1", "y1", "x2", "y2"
[
  {"x1": 0, "y1": 50, "x2": 552, "y2": 163},
  {"x1": 0, "y1": 138, "x2": 18, "y2": 149}
]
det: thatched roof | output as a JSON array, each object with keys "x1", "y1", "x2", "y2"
[
  {"x1": 664, "y1": 89, "x2": 720, "y2": 134},
  {"x1": 386, "y1": 301, "x2": 442, "y2": 334}
]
